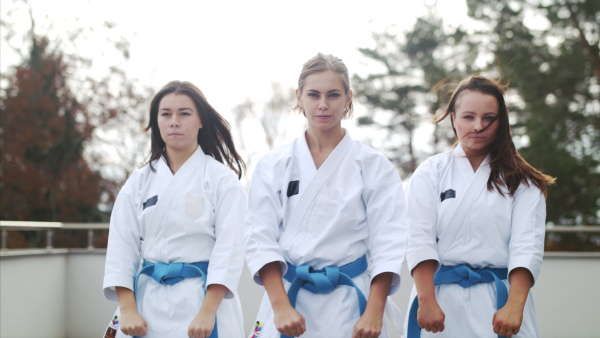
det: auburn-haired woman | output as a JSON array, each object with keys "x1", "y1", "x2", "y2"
[
  {"x1": 406, "y1": 76, "x2": 555, "y2": 338},
  {"x1": 103, "y1": 81, "x2": 246, "y2": 338}
]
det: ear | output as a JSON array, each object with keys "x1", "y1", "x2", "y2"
[{"x1": 346, "y1": 90, "x2": 353, "y2": 106}]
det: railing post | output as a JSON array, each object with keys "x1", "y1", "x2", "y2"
[
  {"x1": 1, "y1": 230, "x2": 7, "y2": 251},
  {"x1": 87, "y1": 229, "x2": 95, "y2": 251},
  {"x1": 46, "y1": 229, "x2": 54, "y2": 250}
]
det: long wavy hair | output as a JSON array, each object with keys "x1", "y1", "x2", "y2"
[
  {"x1": 144, "y1": 81, "x2": 245, "y2": 179},
  {"x1": 435, "y1": 76, "x2": 555, "y2": 197}
]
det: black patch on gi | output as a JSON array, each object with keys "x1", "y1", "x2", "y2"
[
  {"x1": 143, "y1": 195, "x2": 158, "y2": 210},
  {"x1": 440, "y1": 189, "x2": 456, "y2": 202},
  {"x1": 287, "y1": 180, "x2": 300, "y2": 197}
]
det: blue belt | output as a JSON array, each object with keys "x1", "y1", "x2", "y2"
[
  {"x1": 407, "y1": 264, "x2": 508, "y2": 338},
  {"x1": 281, "y1": 255, "x2": 368, "y2": 338},
  {"x1": 134, "y1": 260, "x2": 217, "y2": 338}
]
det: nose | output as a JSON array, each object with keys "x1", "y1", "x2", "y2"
[
  {"x1": 474, "y1": 118, "x2": 483, "y2": 132},
  {"x1": 170, "y1": 115, "x2": 180, "y2": 127},
  {"x1": 318, "y1": 98, "x2": 328, "y2": 111}
]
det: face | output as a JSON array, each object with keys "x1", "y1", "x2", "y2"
[
  {"x1": 296, "y1": 70, "x2": 352, "y2": 133},
  {"x1": 157, "y1": 93, "x2": 202, "y2": 154},
  {"x1": 451, "y1": 90, "x2": 499, "y2": 155}
]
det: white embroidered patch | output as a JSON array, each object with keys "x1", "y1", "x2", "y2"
[{"x1": 185, "y1": 192, "x2": 204, "y2": 220}]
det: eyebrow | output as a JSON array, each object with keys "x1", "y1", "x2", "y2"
[
  {"x1": 159, "y1": 107, "x2": 194, "y2": 111},
  {"x1": 460, "y1": 111, "x2": 497, "y2": 115},
  {"x1": 307, "y1": 89, "x2": 342, "y2": 94}
]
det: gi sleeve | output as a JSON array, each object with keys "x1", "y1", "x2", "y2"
[
  {"x1": 207, "y1": 170, "x2": 246, "y2": 299},
  {"x1": 405, "y1": 159, "x2": 441, "y2": 274},
  {"x1": 362, "y1": 156, "x2": 408, "y2": 295},
  {"x1": 508, "y1": 183, "x2": 546, "y2": 285},
  {"x1": 244, "y1": 158, "x2": 287, "y2": 285},
  {"x1": 103, "y1": 175, "x2": 142, "y2": 302}
]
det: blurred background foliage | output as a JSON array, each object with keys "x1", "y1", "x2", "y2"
[{"x1": 1, "y1": 0, "x2": 598, "y2": 250}]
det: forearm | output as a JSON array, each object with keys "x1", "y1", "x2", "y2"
[
  {"x1": 412, "y1": 260, "x2": 437, "y2": 302},
  {"x1": 259, "y1": 261, "x2": 291, "y2": 311},
  {"x1": 116, "y1": 286, "x2": 137, "y2": 312},
  {"x1": 364, "y1": 272, "x2": 393, "y2": 317},
  {"x1": 506, "y1": 268, "x2": 533, "y2": 309},
  {"x1": 492, "y1": 268, "x2": 533, "y2": 337},
  {"x1": 199, "y1": 284, "x2": 229, "y2": 316}
]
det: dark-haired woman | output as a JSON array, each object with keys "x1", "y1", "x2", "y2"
[
  {"x1": 103, "y1": 81, "x2": 246, "y2": 338},
  {"x1": 406, "y1": 76, "x2": 554, "y2": 338},
  {"x1": 405, "y1": 76, "x2": 555, "y2": 338}
]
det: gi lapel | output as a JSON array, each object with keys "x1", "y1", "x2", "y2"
[
  {"x1": 280, "y1": 131, "x2": 354, "y2": 245},
  {"x1": 141, "y1": 147, "x2": 206, "y2": 258},
  {"x1": 436, "y1": 147, "x2": 491, "y2": 257}
]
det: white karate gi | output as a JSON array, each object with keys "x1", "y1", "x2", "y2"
[
  {"x1": 103, "y1": 147, "x2": 245, "y2": 338},
  {"x1": 245, "y1": 130, "x2": 407, "y2": 338},
  {"x1": 405, "y1": 145, "x2": 545, "y2": 337}
]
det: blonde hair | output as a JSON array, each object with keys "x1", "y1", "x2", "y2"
[{"x1": 293, "y1": 53, "x2": 354, "y2": 118}]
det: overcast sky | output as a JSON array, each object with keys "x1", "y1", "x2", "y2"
[
  {"x1": 1, "y1": 0, "x2": 470, "y2": 111},
  {"x1": 1, "y1": 0, "x2": 471, "y2": 178}
]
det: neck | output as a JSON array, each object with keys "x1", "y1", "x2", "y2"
[
  {"x1": 166, "y1": 145, "x2": 198, "y2": 174},
  {"x1": 305, "y1": 126, "x2": 345, "y2": 152},
  {"x1": 462, "y1": 146, "x2": 488, "y2": 172}
]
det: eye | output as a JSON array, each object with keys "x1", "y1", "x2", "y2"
[
  {"x1": 462, "y1": 115, "x2": 474, "y2": 119},
  {"x1": 308, "y1": 92, "x2": 319, "y2": 97},
  {"x1": 328, "y1": 93, "x2": 340, "y2": 98},
  {"x1": 181, "y1": 112, "x2": 191, "y2": 116},
  {"x1": 160, "y1": 112, "x2": 170, "y2": 117},
  {"x1": 483, "y1": 116, "x2": 495, "y2": 121}
]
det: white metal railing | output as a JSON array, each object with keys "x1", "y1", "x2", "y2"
[
  {"x1": 1, "y1": 220, "x2": 599, "y2": 252},
  {"x1": 0, "y1": 220, "x2": 109, "y2": 251}
]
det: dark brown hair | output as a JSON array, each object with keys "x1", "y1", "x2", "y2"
[
  {"x1": 435, "y1": 75, "x2": 555, "y2": 197},
  {"x1": 144, "y1": 81, "x2": 245, "y2": 178}
]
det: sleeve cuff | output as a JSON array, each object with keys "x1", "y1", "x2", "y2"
[
  {"x1": 508, "y1": 258, "x2": 541, "y2": 286},
  {"x1": 248, "y1": 257, "x2": 287, "y2": 286},
  {"x1": 406, "y1": 249, "x2": 440, "y2": 275},
  {"x1": 103, "y1": 273, "x2": 135, "y2": 302},
  {"x1": 371, "y1": 263, "x2": 402, "y2": 295},
  {"x1": 206, "y1": 273, "x2": 237, "y2": 299}
]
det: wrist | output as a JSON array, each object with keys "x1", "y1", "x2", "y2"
[
  {"x1": 505, "y1": 297, "x2": 526, "y2": 310},
  {"x1": 120, "y1": 304, "x2": 139, "y2": 313},
  {"x1": 198, "y1": 305, "x2": 218, "y2": 318},
  {"x1": 363, "y1": 304, "x2": 385, "y2": 318},
  {"x1": 417, "y1": 294, "x2": 437, "y2": 304},
  {"x1": 271, "y1": 298, "x2": 293, "y2": 312}
]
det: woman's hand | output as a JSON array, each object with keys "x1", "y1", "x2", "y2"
[
  {"x1": 492, "y1": 302, "x2": 523, "y2": 338},
  {"x1": 352, "y1": 272, "x2": 393, "y2": 338},
  {"x1": 417, "y1": 297, "x2": 445, "y2": 333},
  {"x1": 492, "y1": 267, "x2": 532, "y2": 338},
  {"x1": 116, "y1": 286, "x2": 147, "y2": 336},
  {"x1": 118, "y1": 306, "x2": 147, "y2": 337},
  {"x1": 412, "y1": 260, "x2": 444, "y2": 333},
  {"x1": 188, "y1": 284, "x2": 228, "y2": 338},
  {"x1": 188, "y1": 312, "x2": 216, "y2": 338},
  {"x1": 259, "y1": 262, "x2": 306, "y2": 337},
  {"x1": 352, "y1": 310, "x2": 383, "y2": 338},
  {"x1": 273, "y1": 303, "x2": 306, "y2": 337}
]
